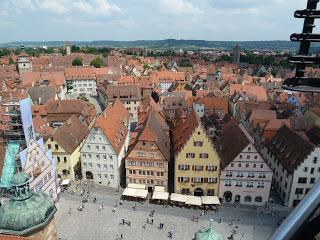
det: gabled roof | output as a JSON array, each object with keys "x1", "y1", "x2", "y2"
[
  {"x1": 263, "y1": 125, "x2": 314, "y2": 173},
  {"x1": 172, "y1": 110, "x2": 200, "y2": 154},
  {"x1": 94, "y1": 100, "x2": 129, "y2": 154},
  {"x1": 52, "y1": 115, "x2": 89, "y2": 154},
  {"x1": 28, "y1": 86, "x2": 55, "y2": 104},
  {"x1": 129, "y1": 107, "x2": 170, "y2": 161},
  {"x1": 215, "y1": 120, "x2": 250, "y2": 169}
]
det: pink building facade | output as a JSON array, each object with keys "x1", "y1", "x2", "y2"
[{"x1": 216, "y1": 122, "x2": 273, "y2": 206}]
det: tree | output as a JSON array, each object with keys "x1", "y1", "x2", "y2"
[
  {"x1": 72, "y1": 57, "x2": 83, "y2": 66},
  {"x1": 90, "y1": 57, "x2": 103, "y2": 68}
]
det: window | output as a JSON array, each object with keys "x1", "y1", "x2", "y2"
[
  {"x1": 103, "y1": 155, "x2": 107, "y2": 160},
  {"x1": 260, "y1": 164, "x2": 263, "y2": 168},
  {"x1": 304, "y1": 167, "x2": 308, "y2": 172},
  {"x1": 298, "y1": 177, "x2": 307, "y2": 184},
  {"x1": 253, "y1": 164, "x2": 256, "y2": 168},
  {"x1": 226, "y1": 171, "x2": 233, "y2": 177},
  {"x1": 199, "y1": 153, "x2": 208, "y2": 158},
  {"x1": 208, "y1": 178, "x2": 217, "y2": 184},
  {"x1": 207, "y1": 189, "x2": 215, "y2": 196},
  {"x1": 181, "y1": 188, "x2": 190, "y2": 194},
  {"x1": 178, "y1": 177, "x2": 189, "y2": 183},
  {"x1": 235, "y1": 180, "x2": 242, "y2": 187},
  {"x1": 98, "y1": 174, "x2": 101, "y2": 179},
  {"x1": 310, "y1": 178, "x2": 315, "y2": 184},
  {"x1": 57, "y1": 157, "x2": 60, "y2": 163},
  {"x1": 246, "y1": 163, "x2": 249, "y2": 167},
  {"x1": 254, "y1": 155, "x2": 258, "y2": 160},
  {"x1": 83, "y1": 163, "x2": 87, "y2": 167},
  {"x1": 194, "y1": 141, "x2": 203, "y2": 147},
  {"x1": 259, "y1": 173, "x2": 266, "y2": 178},
  {"x1": 311, "y1": 168, "x2": 315, "y2": 174},
  {"x1": 313, "y1": 157, "x2": 318, "y2": 164},
  {"x1": 102, "y1": 146, "x2": 106, "y2": 151},
  {"x1": 136, "y1": 152, "x2": 145, "y2": 157},
  {"x1": 82, "y1": 154, "x2": 86, "y2": 158},
  {"x1": 63, "y1": 157, "x2": 67, "y2": 163},
  {"x1": 246, "y1": 182, "x2": 253, "y2": 187},
  {"x1": 248, "y1": 147, "x2": 251, "y2": 151},
  {"x1": 48, "y1": 144, "x2": 51, "y2": 149},
  {"x1": 244, "y1": 196, "x2": 252, "y2": 202},
  {"x1": 96, "y1": 145, "x2": 99, "y2": 150},
  {"x1": 305, "y1": 188, "x2": 311, "y2": 194},
  {"x1": 97, "y1": 164, "x2": 101, "y2": 168},
  {"x1": 89, "y1": 163, "x2": 92, "y2": 168},
  {"x1": 224, "y1": 180, "x2": 232, "y2": 186},
  {"x1": 87, "y1": 145, "x2": 91, "y2": 150},
  {"x1": 207, "y1": 166, "x2": 217, "y2": 171},
  {"x1": 193, "y1": 165, "x2": 204, "y2": 171},
  {"x1": 236, "y1": 172, "x2": 243, "y2": 177},
  {"x1": 186, "y1": 153, "x2": 195, "y2": 158},
  {"x1": 295, "y1": 188, "x2": 303, "y2": 194},
  {"x1": 255, "y1": 196, "x2": 262, "y2": 202},
  {"x1": 55, "y1": 144, "x2": 59, "y2": 150},
  {"x1": 179, "y1": 165, "x2": 190, "y2": 170},
  {"x1": 238, "y1": 163, "x2": 241, "y2": 167},
  {"x1": 109, "y1": 156, "x2": 113, "y2": 160},
  {"x1": 231, "y1": 163, "x2": 234, "y2": 167},
  {"x1": 247, "y1": 155, "x2": 250, "y2": 159},
  {"x1": 257, "y1": 182, "x2": 264, "y2": 188},
  {"x1": 239, "y1": 155, "x2": 243, "y2": 159},
  {"x1": 110, "y1": 175, "x2": 114, "y2": 180}
]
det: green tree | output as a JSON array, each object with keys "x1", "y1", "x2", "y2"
[
  {"x1": 90, "y1": 57, "x2": 103, "y2": 68},
  {"x1": 72, "y1": 57, "x2": 83, "y2": 66}
]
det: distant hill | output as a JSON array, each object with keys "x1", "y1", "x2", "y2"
[{"x1": 0, "y1": 39, "x2": 303, "y2": 51}]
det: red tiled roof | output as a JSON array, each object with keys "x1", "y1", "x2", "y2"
[
  {"x1": 230, "y1": 84, "x2": 268, "y2": 101},
  {"x1": 52, "y1": 115, "x2": 89, "y2": 153},
  {"x1": 95, "y1": 100, "x2": 129, "y2": 154}
]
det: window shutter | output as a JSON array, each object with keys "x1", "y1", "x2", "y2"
[{"x1": 206, "y1": 166, "x2": 208, "y2": 171}]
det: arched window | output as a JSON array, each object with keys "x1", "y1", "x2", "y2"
[
  {"x1": 255, "y1": 196, "x2": 262, "y2": 202},
  {"x1": 244, "y1": 196, "x2": 252, "y2": 202}
]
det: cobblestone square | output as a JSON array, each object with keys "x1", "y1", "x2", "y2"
[{"x1": 55, "y1": 184, "x2": 289, "y2": 240}]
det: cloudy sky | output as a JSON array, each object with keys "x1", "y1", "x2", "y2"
[{"x1": 0, "y1": 0, "x2": 310, "y2": 43}]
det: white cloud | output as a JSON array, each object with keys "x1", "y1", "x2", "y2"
[
  {"x1": 0, "y1": 0, "x2": 122, "y2": 16},
  {"x1": 38, "y1": 0, "x2": 69, "y2": 14},
  {"x1": 159, "y1": 0, "x2": 202, "y2": 16}
]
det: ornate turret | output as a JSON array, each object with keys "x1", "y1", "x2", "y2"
[
  {"x1": 0, "y1": 172, "x2": 57, "y2": 239},
  {"x1": 193, "y1": 219, "x2": 223, "y2": 240}
]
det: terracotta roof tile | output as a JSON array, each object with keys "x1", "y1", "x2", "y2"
[
  {"x1": 52, "y1": 115, "x2": 89, "y2": 154},
  {"x1": 264, "y1": 125, "x2": 314, "y2": 173},
  {"x1": 94, "y1": 100, "x2": 129, "y2": 154},
  {"x1": 215, "y1": 120, "x2": 250, "y2": 169}
]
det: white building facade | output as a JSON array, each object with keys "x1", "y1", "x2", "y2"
[
  {"x1": 67, "y1": 79, "x2": 97, "y2": 97},
  {"x1": 261, "y1": 125, "x2": 319, "y2": 207}
]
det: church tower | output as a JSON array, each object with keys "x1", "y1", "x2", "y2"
[
  {"x1": 17, "y1": 50, "x2": 32, "y2": 74},
  {"x1": 65, "y1": 41, "x2": 71, "y2": 55},
  {"x1": 0, "y1": 172, "x2": 58, "y2": 240}
]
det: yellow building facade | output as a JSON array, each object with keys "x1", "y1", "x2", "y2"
[
  {"x1": 45, "y1": 138, "x2": 81, "y2": 181},
  {"x1": 174, "y1": 122, "x2": 221, "y2": 196}
]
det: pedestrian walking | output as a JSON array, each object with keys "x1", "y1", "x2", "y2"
[
  {"x1": 120, "y1": 233, "x2": 123, "y2": 239},
  {"x1": 68, "y1": 208, "x2": 72, "y2": 214},
  {"x1": 168, "y1": 229, "x2": 173, "y2": 239},
  {"x1": 151, "y1": 219, "x2": 153, "y2": 225},
  {"x1": 122, "y1": 219, "x2": 125, "y2": 225}
]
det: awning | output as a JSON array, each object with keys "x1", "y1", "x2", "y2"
[
  {"x1": 122, "y1": 187, "x2": 148, "y2": 199},
  {"x1": 127, "y1": 183, "x2": 146, "y2": 190},
  {"x1": 61, "y1": 179, "x2": 71, "y2": 186},
  {"x1": 170, "y1": 193, "x2": 187, "y2": 203},
  {"x1": 123, "y1": 187, "x2": 136, "y2": 197},
  {"x1": 201, "y1": 196, "x2": 221, "y2": 205},
  {"x1": 154, "y1": 186, "x2": 165, "y2": 192},
  {"x1": 134, "y1": 189, "x2": 148, "y2": 199},
  {"x1": 152, "y1": 191, "x2": 169, "y2": 201},
  {"x1": 185, "y1": 196, "x2": 202, "y2": 206}
]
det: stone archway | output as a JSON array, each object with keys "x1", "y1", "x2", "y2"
[
  {"x1": 194, "y1": 188, "x2": 204, "y2": 196},
  {"x1": 223, "y1": 191, "x2": 233, "y2": 202},
  {"x1": 85, "y1": 171, "x2": 93, "y2": 180}
]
